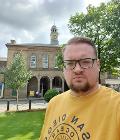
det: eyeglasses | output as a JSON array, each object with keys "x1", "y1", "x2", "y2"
[{"x1": 63, "y1": 58, "x2": 97, "y2": 70}]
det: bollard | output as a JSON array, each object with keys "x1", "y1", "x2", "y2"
[
  {"x1": 7, "y1": 100, "x2": 9, "y2": 111},
  {"x1": 29, "y1": 100, "x2": 31, "y2": 110}
]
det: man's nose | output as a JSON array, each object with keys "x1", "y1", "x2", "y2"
[{"x1": 73, "y1": 62, "x2": 83, "y2": 72}]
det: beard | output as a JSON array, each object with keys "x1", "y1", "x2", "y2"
[{"x1": 69, "y1": 81, "x2": 91, "y2": 93}]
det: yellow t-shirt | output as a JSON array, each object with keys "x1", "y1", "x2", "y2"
[{"x1": 40, "y1": 86, "x2": 120, "y2": 140}]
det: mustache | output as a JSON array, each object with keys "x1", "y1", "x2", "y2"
[{"x1": 73, "y1": 76, "x2": 85, "y2": 79}]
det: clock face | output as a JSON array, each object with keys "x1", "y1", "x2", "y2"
[{"x1": 53, "y1": 34, "x2": 57, "y2": 39}]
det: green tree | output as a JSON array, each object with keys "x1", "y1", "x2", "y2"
[
  {"x1": 4, "y1": 52, "x2": 32, "y2": 110},
  {"x1": 68, "y1": 0, "x2": 120, "y2": 75},
  {"x1": 55, "y1": 44, "x2": 65, "y2": 70}
]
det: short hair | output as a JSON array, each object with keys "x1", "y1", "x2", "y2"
[{"x1": 63, "y1": 36, "x2": 97, "y2": 58}]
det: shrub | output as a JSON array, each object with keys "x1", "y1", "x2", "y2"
[{"x1": 44, "y1": 89, "x2": 59, "y2": 102}]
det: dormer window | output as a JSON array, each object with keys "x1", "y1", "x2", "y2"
[{"x1": 30, "y1": 55, "x2": 36, "y2": 68}]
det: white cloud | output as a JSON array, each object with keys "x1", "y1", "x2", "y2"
[{"x1": 0, "y1": 0, "x2": 110, "y2": 57}]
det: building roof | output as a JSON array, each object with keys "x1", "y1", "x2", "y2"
[{"x1": 6, "y1": 42, "x2": 59, "y2": 48}]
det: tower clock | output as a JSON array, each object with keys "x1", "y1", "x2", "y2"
[{"x1": 50, "y1": 25, "x2": 59, "y2": 45}]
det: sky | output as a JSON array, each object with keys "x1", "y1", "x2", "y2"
[{"x1": 0, "y1": 0, "x2": 110, "y2": 58}]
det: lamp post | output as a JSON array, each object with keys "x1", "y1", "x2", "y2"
[{"x1": 98, "y1": 45, "x2": 101, "y2": 84}]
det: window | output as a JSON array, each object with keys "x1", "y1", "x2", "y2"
[
  {"x1": 0, "y1": 83, "x2": 4, "y2": 98},
  {"x1": 30, "y1": 55, "x2": 36, "y2": 68},
  {"x1": 42, "y1": 54, "x2": 48, "y2": 68},
  {"x1": 54, "y1": 56, "x2": 58, "y2": 68}
]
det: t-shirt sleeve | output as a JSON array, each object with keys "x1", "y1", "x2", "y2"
[{"x1": 116, "y1": 100, "x2": 120, "y2": 139}]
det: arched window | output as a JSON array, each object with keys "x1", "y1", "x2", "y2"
[{"x1": 30, "y1": 55, "x2": 36, "y2": 68}]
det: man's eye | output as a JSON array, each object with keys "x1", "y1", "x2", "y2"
[
  {"x1": 83, "y1": 61, "x2": 90, "y2": 63},
  {"x1": 67, "y1": 62, "x2": 74, "y2": 65},
  {"x1": 82, "y1": 60, "x2": 91, "y2": 64}
]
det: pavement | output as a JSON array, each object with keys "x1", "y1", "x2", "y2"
[{"x1": 0, "y1": 98, "x2": 47, "y2": 112}]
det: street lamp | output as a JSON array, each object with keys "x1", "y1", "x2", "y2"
[{"x1": 98, "y1": 45, "x2": 101, "y2": 84}]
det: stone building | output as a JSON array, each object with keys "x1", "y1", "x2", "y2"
[
  {"x1": 0, "y1": 57, "x2": 7, "y2": 98},
  {"x1": 3, "y1": 25, "x2": 68, "y2": 98}
]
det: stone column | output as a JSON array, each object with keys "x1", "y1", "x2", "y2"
[
  {"x1": 41, "y1": 83, "x2": 44, "y2": 97},
  {"x1": 50, "y1": 78, "x2": 53, "y2": 89},
  {"x1": 38, "y1": 76, "x2": 43, "y2": 97},
  {"x1": 37, "y1": 76, "x2": 40, "y2": 92}
]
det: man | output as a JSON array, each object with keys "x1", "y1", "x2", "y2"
[{"x1": 40, "y1": 37, "x2": 120, "y2": 140}]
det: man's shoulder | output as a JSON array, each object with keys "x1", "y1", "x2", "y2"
[
  {"x1": 102, "y1": 86, "x2": 119, "y2": 94},
  {"x1": 101, "y1": 86, "x2": 120, "y2": 102},
  {"x1": 101, "y1": 85, "x2": 118, "y2": 94}
]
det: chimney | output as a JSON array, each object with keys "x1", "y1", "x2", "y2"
[{"x1": 10, "y1": 40, "x2": 16, "y2": 44}]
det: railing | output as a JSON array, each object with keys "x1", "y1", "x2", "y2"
[{"x1": 0, "y1": 98, "x2": 47, "y2": 112}]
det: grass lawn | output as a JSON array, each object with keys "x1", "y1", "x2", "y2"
[{"x1": 0, "y1": 111, "x2": 45, "y2": 140}]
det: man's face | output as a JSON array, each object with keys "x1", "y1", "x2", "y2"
[{"x1": 63, "y1": 43, "x2": 100, "y2": 93}]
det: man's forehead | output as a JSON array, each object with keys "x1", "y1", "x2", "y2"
[{"x1": 64, "y1": 43, "x2": 94, "y2": 52}]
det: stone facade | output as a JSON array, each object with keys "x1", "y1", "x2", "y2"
[
  {"x1": 1, "y1": 25, "x2": 69, "y2": 98},
  {"x1": 0, "y1": 58, "x2": 7, "y2": 98},
  {"x1": 4, "y1": 42, "x2": 65, "y2": 98}
]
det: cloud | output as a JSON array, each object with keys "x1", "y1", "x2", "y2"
[
  {"x1": 0, "y1": 0, "x2": 83, "y2": 30},
  {"x1": 0, "y1": 0, "x2": 110, "y2": 57},
  {"x1": 41, "y1": 0, "x2": 84, "y2": 18},
  {"x1": 0, "y1": 0, "x2": 43, "y2": 30}
]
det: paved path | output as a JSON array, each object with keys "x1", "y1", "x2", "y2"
[{"x1": 0, "y1": 98, "x2": 47, "y2": 112}]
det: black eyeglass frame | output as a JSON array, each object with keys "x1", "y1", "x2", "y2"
[{"x1": 63, "y1": 58, "x2": 97, "y2": 70}]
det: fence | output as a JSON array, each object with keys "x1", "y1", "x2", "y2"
[{"x1": 0, "y1": 98, "x2": 47, "y2": 112}]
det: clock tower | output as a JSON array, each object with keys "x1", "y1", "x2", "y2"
[{"x1": 50, "y1": 25, "x2": 59, "y2": 45}]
